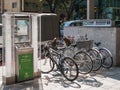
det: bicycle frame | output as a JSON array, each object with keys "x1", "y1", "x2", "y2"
[{"x1": 47, "y1": 46, "x2": 64, "y2": 68}]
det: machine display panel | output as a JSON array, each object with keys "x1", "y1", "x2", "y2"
[{"x1": 15, "y1": 17, "x2": 31, "y2": 43}]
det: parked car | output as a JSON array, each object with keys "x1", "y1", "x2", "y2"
[{"x1": 60, "y1": 20, "x2": 83, "y2": 37}]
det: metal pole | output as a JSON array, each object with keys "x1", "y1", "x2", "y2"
[
  {"x1": 87, "y1": 0, "x2": 94, "y2": 20},
  {"x1": 21, "y1": 0, "x2": 24, "y2": 11}
]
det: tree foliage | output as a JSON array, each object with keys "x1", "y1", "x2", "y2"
[
  {"x1": 39, "y1": 0, "x2": 85, "y2": 20},
  {"x1": 45, "y1": 0, "x2": 62, "y2": 13}
]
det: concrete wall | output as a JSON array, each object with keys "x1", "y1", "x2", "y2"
[{"x1": 64, "y1": 27, "x2": 120, "y2": 66}]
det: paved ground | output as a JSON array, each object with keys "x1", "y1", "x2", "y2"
[
  {"x1": 0, "y1": 66, "x2": 120, "y2": 90},
  {"x1": 41, "y1": 67, "x2": 120, "y2": 90}
]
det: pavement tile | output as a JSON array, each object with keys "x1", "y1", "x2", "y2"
[
  {"x1": 109, "y1": 85, "x2": 120, "y2": 90},
  {"x1": 1, "y1": 78, "x2": 43, "y2": 90},
  {"x1": 86, "y1": 87, "x2": 106, "y2": 90},
  {"x1": 100, "y1": 80, "x2": 116, "y2": 90},
  {"x1": 104, "y1": 77, "x2": 120, "y2": 83}
]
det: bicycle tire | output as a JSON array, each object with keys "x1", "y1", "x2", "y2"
[
  {"x1": 63, "y1": 46, "x2": 75, "y2": 57},
  {"x1": 60, "y1": 57, "x2": 79, "y2": 81},
  {"x1": 41, "y1": 55, "x2": 55, "y2": 73},
  {"x1": 99, "y1": 48, "x2": 113, "y2": 69},
  {"x1": 88, "y1": 49, "x2": 102, "y2": 71},
  {"x1": 73, "y1": 51, "x2": 93, "y2": 74}
]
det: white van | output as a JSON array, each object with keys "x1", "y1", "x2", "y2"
[{"x1": 60, "y1": 20, "x2": 83, "y2": 37}]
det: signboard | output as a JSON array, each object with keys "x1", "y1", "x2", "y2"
[
  {"x1": 83, "y1": 19, "x2": 112, "y2": 27},
  {"x1": 16, "y1": 48, "x2": 33, "y2": 82}
]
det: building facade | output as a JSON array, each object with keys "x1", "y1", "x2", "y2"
[
  {"x1": 80, "y1": 0, "x2": 120, "y2": 20},
  {"x1": 0, "y1": 0, "x2": 41, "y2": 24},
  {"x1": 0, "y1": 0, "x2": 120, "y2": 20},
  {"x1": 0, "y1": 0, "x2": 41, "y2": 13},
  {"x1": 3, "y1": 0, "x2": 21, "y2": 12},
  {"x1": 93, "y1": 0, "x2": 120, "y2": 20},
  {"x1": 100, "y1": 0, "x2": 120, "y2": 20},
  {"x1": 23, "y1": 0, "x2": 41, "y2": 12}
]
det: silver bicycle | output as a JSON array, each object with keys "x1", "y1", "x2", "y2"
[{"x1": 93, "y1": 42, "x2": 113, "y2": 69}]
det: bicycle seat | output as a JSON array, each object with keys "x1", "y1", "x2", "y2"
[
  {"x1": 63, "y1": 37, "x2": 72, "y2": 46},
  {"x1": 51, "y1": 37, "x2": 57, "y2": 46},
  {"x1": 94, "y1": 42, "x2": 101, "y2": 47}
]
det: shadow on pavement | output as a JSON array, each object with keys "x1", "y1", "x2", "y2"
[
  {"x1": 61, "y1": 80, "x2": 81, "y2": 88},
  {"x1": 90, "y1": 66, "x2": 120, "y2": 80},
  {"x1": 77, "y1": 74, "x2": 103, "y2": 87},
  {"x1": 81, "y1": 77, "x2": 103, "y2": 87},
  {"x1": 1, "y1": 78, "x2": 43, "y2": 90},
  {"x1": 42, "y1": 71, "x2": 81, "y2": 89}
]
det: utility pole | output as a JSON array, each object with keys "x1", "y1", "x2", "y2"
[{"x1": 87, "y1": 0, "x2": 94, "y2": 19}]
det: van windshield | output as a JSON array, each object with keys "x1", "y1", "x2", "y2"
[
  {"x1": 70, "y1": 22, "x2": 83, "y2": 26},
  {"x1": 60, "y1": 20, "x2": 83, "y2": 29}
]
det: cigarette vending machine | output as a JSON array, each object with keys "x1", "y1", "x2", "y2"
[{"x1": 2, "y1": 12, "x2": 40, "y2": 85}]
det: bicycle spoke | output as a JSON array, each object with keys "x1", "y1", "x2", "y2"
[
  {"x1": 61, "y1": 57, "x2": 79, "y2": 81},
  {"x1": 100, "y1": 48, "x2": 113, "y2": 69},
  {"x1": 74, "y1": 51, "x2": 93, "y2": 74},
  {"x1": 88, "y1": 49, "x2": 102, "y2": 71},
  {"x1": 41, "y1": 56, "x2": 54, "y2": 73}
]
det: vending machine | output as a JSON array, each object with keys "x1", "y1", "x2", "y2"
[{"x1": 2, "y1": 12, "x2": 40, "y2": 85}]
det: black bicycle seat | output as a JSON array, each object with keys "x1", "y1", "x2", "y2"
[{"x1": 94, "y1": 42, "x2": 101, "y2": 47}]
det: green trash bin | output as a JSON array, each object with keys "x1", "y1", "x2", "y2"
[{"x1": 16, "y1": 48, "x2": 34, "y2": 82}]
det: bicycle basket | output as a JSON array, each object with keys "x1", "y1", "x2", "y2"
[{"x1": 76, "y1": 40, "x2": 93, "y2": 50}]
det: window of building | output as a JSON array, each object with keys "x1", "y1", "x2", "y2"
[{"x1": 12, "y1": 2, "x2": 17, "y2": 8}]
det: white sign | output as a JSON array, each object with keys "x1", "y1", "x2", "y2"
[{"x1": 83, "y1": 19, "x2": 112, "y2": 27}]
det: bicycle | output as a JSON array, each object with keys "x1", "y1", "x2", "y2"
[
  {"x1": 93, "y1": 42, "x2": 113, "y2": 69},
  {"x1": 63, "y1": 37, "x2": 93, "y2": 74},
  {"x1": 40, "y1": 40, "x2": 79, "y2": 81},
  {"x1": 75, "y1": 40, "x2": 103, "y2": 71},
  {"x1": 88, "y1": 48, "x2": 103, "y2": 71},
  {"x1": 74, "y1": 35, "x2": 103, "y2": 71}
]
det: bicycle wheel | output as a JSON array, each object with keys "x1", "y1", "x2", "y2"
[
  {"x1": 63, "y1": 46, "x2": 75, "y2": 57},
  {"x1": 60, "y1": 57, "x2": 79, "y2": 81},
  {"x1": 99, "y1": 48, "x2": 113, "y2": 69},
  {"x1": 88, "y1": 49, "x2": 102, "y2": 71},
  {"x1": 73, "y1": 51, "x2": 93, "y2": 74},
  {"x1": 40, "y1": 55, "x2": 55, "y2": 73}
]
